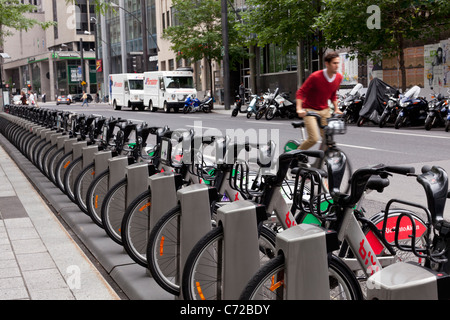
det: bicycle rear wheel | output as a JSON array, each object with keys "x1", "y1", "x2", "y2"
[
  {"x1": 239, "y1": 254, "x2": 362, "y2": 300},
  {"x1": 181, "y1": 224, "x2": 276, "y2": 300},
  {"x1": 121, "y1": 189, "x2": 152, "y2": 267},
  {"x1": 101, "y1": 178, "x2": 127, "y2": 245}
]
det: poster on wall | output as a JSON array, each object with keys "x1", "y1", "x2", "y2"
[
  {"x1": 367, "y1": 51, "x2": 383, "y2": 82},
  {"x1": 440, "y1": 39, "x2": 450, "y2": 88},
  {"x1": 424, "y1": 43, "x2": 445, "y2": 90},
  {"x1": 338, "y1": 53, "x2": 359, "y2": 86}
]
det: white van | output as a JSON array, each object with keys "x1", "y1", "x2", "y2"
[
  {"x1": 143, "y1": 70, "x2": 197, "y2": 113},
  {"x1": 109, "y1": 73, "x2": 145, "y2": 111}
]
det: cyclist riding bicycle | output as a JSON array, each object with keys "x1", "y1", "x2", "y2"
[{"x1": 296, "y1": 52, "x2": 343, "y2": 150}]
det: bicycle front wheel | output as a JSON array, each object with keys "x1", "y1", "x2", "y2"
[
  {"x1": 74, "y1": 162, "x2": 95, "y2": 214},
  {"x1": 181, "y1": 225, "x2": 276, "y2": 300},
  {"x1": 147, "y1": 205, "x2": 182, "y2": 295},
  {"x1": 101, "y1": 178, "x2": 127, "y2": 245},
  {"x1": 55, "y1": 152, "x2": 73, "y2": 192},
  {"x1": 239, "y1": 254, "x2": 363, "y2": 300},
  {"x1": 64, "y1": 157, "x2": 83, "y2": 203},
  {"x1": 121, "y1": 189, "x2": 152, "y2": 267},
  {"x1": 86, "y1": 169, "x2": 110, "y2": 228}
]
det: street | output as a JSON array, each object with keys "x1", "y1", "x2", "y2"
[{"x1": 36, "y1": 101, "x2": 450, "y2": 218}]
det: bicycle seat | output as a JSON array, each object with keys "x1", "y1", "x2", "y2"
[{"x1": 292, "y1": 121, "x2": 305, "y2": 128}]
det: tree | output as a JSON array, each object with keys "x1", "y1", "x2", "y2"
[
  {"x1": 0, "y1": 0, "x2": 55, "y2": 44},
  {"x1": 315, "y1": 0, "x2": 450, "y2": 91},
  {"x1": 162, "y1": 0, "x2": 247, "y2": 97},
  {"x1": 239, "y1": 0, "x2": 324, "y2": 84}
]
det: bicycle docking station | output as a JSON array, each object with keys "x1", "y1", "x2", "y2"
[
  {"x1": 125, "y1": 162, "x2": 155, "y2": 208},
  {"x1": 107, "y1": 155, "x2": 130, "y2": 188},
  {"x1": 148, "y1": 171, "x2": 182, "y2": 227},
  {"x1": 177, "y1": 183, "x2": 217, "y2": 299},
  {"x1": 93, "y1": 150, "x2": 112, "y2": 179},
  {"x1": 216, "y1": 201, "x2": 267, "y2": 300},
  {"x1": 81, "y1": 145, "x2": 100, "y2": 170},
  {"x1": 276, "y1": 224, "x2": 336, "y2": 300},
  {"x1": 366, "y1": 261, "x2": 450, "y2": 300}
]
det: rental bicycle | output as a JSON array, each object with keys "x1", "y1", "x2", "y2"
[{"x1": 240, "y1": 163, "x2": 429, "y2": 300}]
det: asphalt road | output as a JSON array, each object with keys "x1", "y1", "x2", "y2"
[{"x1": 37, "y1": 101, "x2": 450, "y2": 219}]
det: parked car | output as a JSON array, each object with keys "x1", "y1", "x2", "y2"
[
  {"x1": 56, "y1": 95, "x2": 71, "y2": 105},
  {"x1": 72, "y1": 93, "x2": 93, "y2": 103}
]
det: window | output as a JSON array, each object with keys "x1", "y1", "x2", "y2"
[{"x1": 163, "y1": 76, "x2": 194, "y2": 89}]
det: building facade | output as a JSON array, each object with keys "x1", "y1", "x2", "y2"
[{"x1": 3, "y1": 0, "x2": 98, "y2": 101}]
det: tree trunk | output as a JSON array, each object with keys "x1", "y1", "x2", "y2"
[
  {"x1": 208, "y1": 58, "x2": 213, "y2": 99},
  {"x1": 397, "y1": 33, "x2": 407, "y2": 92}
]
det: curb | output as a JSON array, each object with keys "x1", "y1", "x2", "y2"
[{"x1": 0, "y1": 133, "x2": 174, "y2": 300}]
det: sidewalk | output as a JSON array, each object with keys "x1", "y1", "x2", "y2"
[{"x1": 0, "y1": 143, "x2": 120, "y2": 300}]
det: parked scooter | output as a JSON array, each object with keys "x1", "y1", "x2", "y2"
[
  {"x1": 265, "y1": 89, "x2": 297, "y2": 120},
  {"x1": 394, "y1": 86, "x2": 429, "y2": 129},
  {"x1": 246, "y1": 93, "x2": 262, "y2": 119},
  {"x1": 339, "y1": 83, "x2": 365, "y2": 124},
  {"x1": 425, "y1": 88, "x2": 449, "y2": 131},
  {"x1": 231, "y1": 95, "x2": 246, "y2": 117}
]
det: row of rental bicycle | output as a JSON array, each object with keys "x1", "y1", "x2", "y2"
[{"x1": 2, "y1": 104, "x2": 450, "y2": 300}]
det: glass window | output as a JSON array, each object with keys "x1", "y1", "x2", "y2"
[
  {"x1": 163, "y1": 76, "x2": 194, "y2": 89},
  {"x1": 129, "y1": 79, "x2": 144, "y2": 90}
]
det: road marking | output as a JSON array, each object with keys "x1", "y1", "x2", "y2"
[
  {"x1": 246, "y1": 121, "x2": 285, "y2": 125},
  {"x1": 180, "y1": 116, "x2": 201, "y2": 119},
  {"x1": 337, "y1": 143, "x2": 376, "y2": 150},
  {"x1": 185, "y1": 125, "x2": 218, "y2": 130},
  {"x1": 371, "y1": 130, "x2": 450, "y2": 140}
]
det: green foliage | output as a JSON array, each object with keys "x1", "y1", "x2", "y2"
[
  {"x1": 162, "y1": 0, "x2": 247, "y2": 66},
  {"x1": 0, "y1": 0, "x2": 56, "y2": 43},
  {"x1": 240, "y1": 0, "x2": 322, "y2": 52},
  {"x1": 315, "y1": 0, "x2": 449, "y2": 61}
]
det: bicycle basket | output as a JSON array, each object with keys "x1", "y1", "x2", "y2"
[
  {"x1": 326, "y1": 118, "x2": 346, "y2": 135},
  {"x1": 380, "y1": 199, "x2": 447, "y2": 263},
  {"x1": 292, "y1": 167, "x2": 332, "y2": 223},
  {"x1": 229, "y1": 160, "x2": 264, "y2": 200}
]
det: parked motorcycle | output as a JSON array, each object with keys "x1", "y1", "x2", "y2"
[
  {"x1": 394, "y1": 86, "x2": 428, "y2": 129},
  {"x1": 265, "y1": 89, "x2": 297, "y2": 120},
  {"x1": 424, "y1": 88, "x2": 449, "y2": 131},
  {"x1": 183, "y1": 95, "x2": 212, "y2": 113},
  {"x1": 378, "y1": 92, "x2": 400, "y2": 128},
  {"x1": 339, "y1": 83, "x2": 365, "y2": 124}
]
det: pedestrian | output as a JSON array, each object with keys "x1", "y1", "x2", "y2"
[
  {"x1": 20, "y1": 91, "x2": 27, "y2": 105},
  {"x1": 42, "y1": 92, "x2": 46, "y2": 103},
  {"x1": 29, "y1": 91, "x2": 38, "y2": 107},
  {"x1": 81, "y1": 91, "x2": 88, "y2": 107},
  {"x1": 296, "y1": 51, "x2": 343, "y2": 151},
  {"x1": 239, "y1": 82, "x2": 245, "y2": 102}
]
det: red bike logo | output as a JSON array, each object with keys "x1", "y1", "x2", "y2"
[
  {"x1": 359, "y1": 239, "x2": 379, "y2": 275},
  {"x1": 285, "y1": 212, "x2": 297, "y2": 228}
]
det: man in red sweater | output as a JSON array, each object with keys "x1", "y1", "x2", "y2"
[{"x1": 296, "y1": 52, "x2": 343, "y2": 150}]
